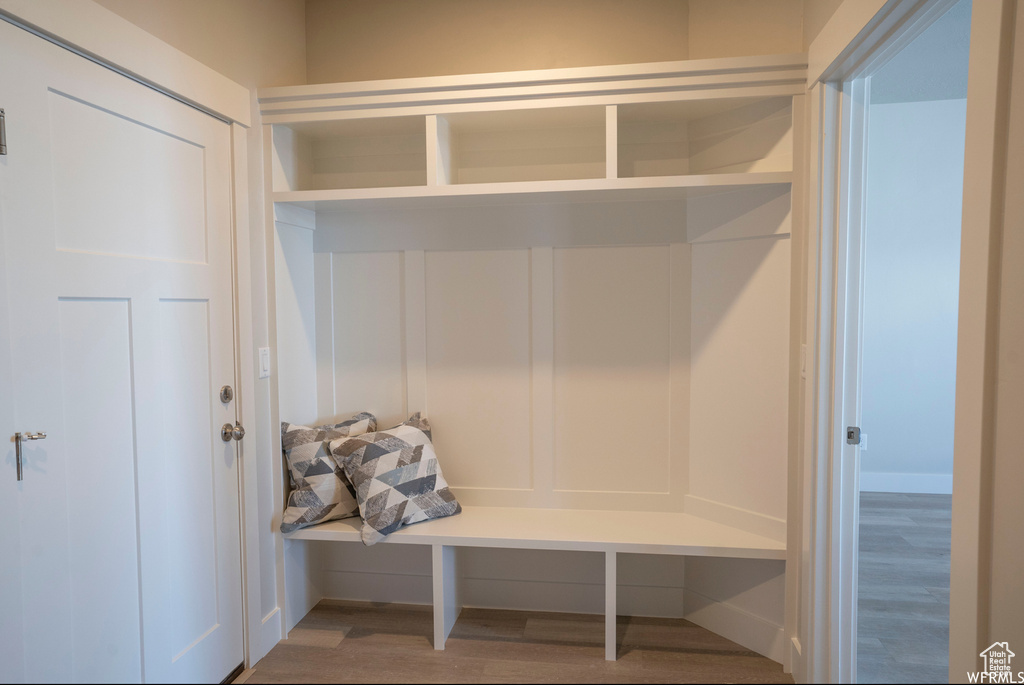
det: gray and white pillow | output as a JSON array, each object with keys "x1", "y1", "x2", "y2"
[
  {"x1": 330, "y1": 413, "x2": 461, "y2": 546},
  {"x1": 280, "y1": 412, "x2": 376, "y2": 533}
]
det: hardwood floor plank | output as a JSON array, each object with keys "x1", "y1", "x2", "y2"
[
  {"x1": 246, "y1": 602, "x2": 792, "y2": 683},
  {"x1": 857, "y1": 492, "x2": 950, "y2": 684}
]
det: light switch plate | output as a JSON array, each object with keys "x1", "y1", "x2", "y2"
[{"x1": 258, "y1": 347, "x2": 271, "y2": 379}]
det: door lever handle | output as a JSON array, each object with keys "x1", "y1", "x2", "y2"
[{"x1": 14, "y1": 431, "x2": 46, "y2": 481}]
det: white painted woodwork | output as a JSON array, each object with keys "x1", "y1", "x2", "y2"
[
  {"x1": 605, "y1": 105, "x2": 618, "y2": 179},
  {"x1": 618, "y1": 97, "x2": 793, "y2": 177},
  {"x1": 404, "y1": 251, "x2": 428, "y2": 417},
  {"x1": 552, "y1": 246, "x2": 672, "y2": 496},
  {"x1": 424, "y1": 250, "x2": 532, "y2": 491},
  {"x1": 689, "y1": 236, "x2": 791, "y2": 524},
  {"x1": 266, "y1": 52, "x2": 801, "y2": 665},
  {"x1": 49, "y1": 91, "x2": 208, "y2": 262},
  {"x1": 274, "y1": 224, "x2": 318, "y2": 425},
  {"x1": 58, "y1": 299, "x2": 141, "y2": 682},
  {"x1": 274, "y1": 172, "x2": 793, "y2": 212},
  {"x1": 286, "y1": 506, "x2": 786, "y2": 558},
  {"x1": 441, "y1": 106, "x2": 606, "y2": 184},
  {"x1": 0, "y1": 113, "x2": 22, "y2": 680},
  {"x1": 258, "y1": 54, "x2": 807, "y2": 118},
  {"x1": 605, "y1": 551, "x2": 617, "y2": 661},
  {"x1": 325, "y1": 251, "x2": 407, "y2": 428},
  {"x1": 0, "y1": 20, "x2": 242, "y2": 683},
  {"x1": 272, "y1": 117, "x2": 428, "y2": 192},
  {"x1": 432, "y1": 545, "x2": 462, "y2": 650}
]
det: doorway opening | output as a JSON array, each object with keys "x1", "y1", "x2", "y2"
[{"x1": 847, "y1": 2, "x2": 971, "y2": 682}]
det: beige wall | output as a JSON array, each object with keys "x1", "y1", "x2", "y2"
[
  {"x1": 305, "y1": 0, "x2": 690, "y2": 83},
  {"x1": 93, "y1": 0, "x2": 306, "y2": 88},
  {"x1": 688, "y1": 0, "x2": 803, "y2": 60},
  {"x1": 802, "y1": 0, "x2": 844, "y2": 49}
]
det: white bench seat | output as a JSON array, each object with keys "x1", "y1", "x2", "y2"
[
  {"x1": 285, "y1": 506, "x2": 784, "y2": 660},
  {"x1": 285, "y1": 505, "x2": 785, "y2": 559}
]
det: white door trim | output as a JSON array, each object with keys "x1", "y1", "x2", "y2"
[
  {"x1": 0, "y1": 1, "x2": 268, "y2": 671},
  {"x1": 806, "y1": 0, "x2": 1015, "y2": 679}
]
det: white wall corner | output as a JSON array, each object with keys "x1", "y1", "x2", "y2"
[
  {"x1": 273, "y1": 203, "x2": 316, "y2": 232},
  {"x1": 684, "y1": 494, "x2": 787, "y2": 542},
  {"x1": 683, "y1": 586, "x2": 787, "y2": 664},
  {"x1": 259, "y1": 607, "x2": 282, "y2": 658}
]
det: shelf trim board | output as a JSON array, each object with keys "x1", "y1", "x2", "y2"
[
  {"x1": 261, "y1": 84, "x2": 805, "y2": 126},
  {"x1": 271, "y1": 174, "x2": 792, "y2": 212},
  {"x1": 259, "y1": 53, "x2": 807, "y2": 104},
  {"x1": 258, "y1": 70, "x2": 807, "y2": 117}
]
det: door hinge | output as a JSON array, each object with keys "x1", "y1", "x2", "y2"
[
  {"x1": 846, "y1": 426, "x2": 861, "y2": 445},
  {"x1": 0, "y1": 108, "x2": 7, "y2": 155}
]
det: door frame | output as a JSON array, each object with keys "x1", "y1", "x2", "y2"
[
  {"x1": 801, "y1": 0, "x2": 1015, "y2": 681},
  {"x1": 0, "y1": 0, "x2": 270, "y2": 671}
]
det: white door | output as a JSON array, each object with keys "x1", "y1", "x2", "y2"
[{"x1": 0, "y1": 19, "x2": 243, "y2": 684}]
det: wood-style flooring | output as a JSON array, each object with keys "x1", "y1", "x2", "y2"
[
  {"x1": 241, "y1": 601, "x2": 793, "y2": 684},
  {"x1": 857, "y1": 491, "x2": 951, "y2": 684}
]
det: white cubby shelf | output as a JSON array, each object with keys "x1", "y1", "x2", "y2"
[{"x1": 262, "y1": 53, "x2": 805, "y2": 213}]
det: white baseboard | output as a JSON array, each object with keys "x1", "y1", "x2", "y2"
[
  {"x1": 789, "y1": 636, "x2": 802, "y2": 679},
  {"x1": 684, "y1": 494, "x2": 787, "y2": 542},
  {"x1": 859, "y1": 471, "x2": 953, "y2": 494},
  {"x1": 683, "y1": 587, "x2": 786, "y2": 664},
  {"x1": 258, "y1": 607, "x2": 282, "y2": 660}
]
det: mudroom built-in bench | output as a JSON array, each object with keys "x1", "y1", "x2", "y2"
[{"x1": 264, "y1": 52, "x2": 805, "y2": 667}]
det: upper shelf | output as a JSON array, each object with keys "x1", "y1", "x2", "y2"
[{"x1": 262, "y1": 54, "x2": 806, "y2": 211}]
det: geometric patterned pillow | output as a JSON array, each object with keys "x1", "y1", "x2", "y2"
[
  {"x1": 280, "y1": 412, "x2": 376, "y2": 534},
  {"x1": 329, "y1": 413, "x2": 461, "y2": 546}
]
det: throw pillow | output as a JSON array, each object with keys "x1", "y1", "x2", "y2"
[
  {"x1": 280, "y1": 412, "x2": 376, "y2": 533},
  {"x1": 330, "y1": 413, "x2": 461, "y2": 545}
]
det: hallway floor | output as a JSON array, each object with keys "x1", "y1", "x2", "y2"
[{"x1": 857, "y1": 492, "x2": 951, "y2": 683}]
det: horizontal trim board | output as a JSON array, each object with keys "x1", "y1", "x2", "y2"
[
  {"x1": 259, "y1": 70, "x2": 807, "y2": 116},
  {"x1": 261, "y1": 85, "x2": 805, "y2": 124},
  {"x1": 285, "y1": 506, "x2": 785, "y2": 559},
  {"x1": 260, "y1": 53, "x2": 807, "y2": 102},
  {"x1": 274, "y1": 174, "x2": 792, "y2": 213}
]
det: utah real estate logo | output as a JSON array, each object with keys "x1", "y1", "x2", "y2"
[{"x1": 969, "y1": 642, "x2": 1022, "y2": 683}]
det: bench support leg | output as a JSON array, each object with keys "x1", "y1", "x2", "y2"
[
  {"x1": 605, "y1": 550, "x2": 617, "y2": 661},
  {"x1": 432, "y1": 544, "x2": 462, "y2": 650}
]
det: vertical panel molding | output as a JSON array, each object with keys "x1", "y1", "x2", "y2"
[
  {"x1": 405, "y1": 250, "x2": 427, "y2": 417},
  {"x1": 530, "y1": 247, "x2": 555, "y2": 500},
  {"x1": 605, "y1": 105, "x2": 618, "y2": 180},
  {"x1": 313, "y1": 253, "x2": 335, "y2": 421},
  {"x1": 670, "y1": 243, "x2": 691, "y2": 505}
]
